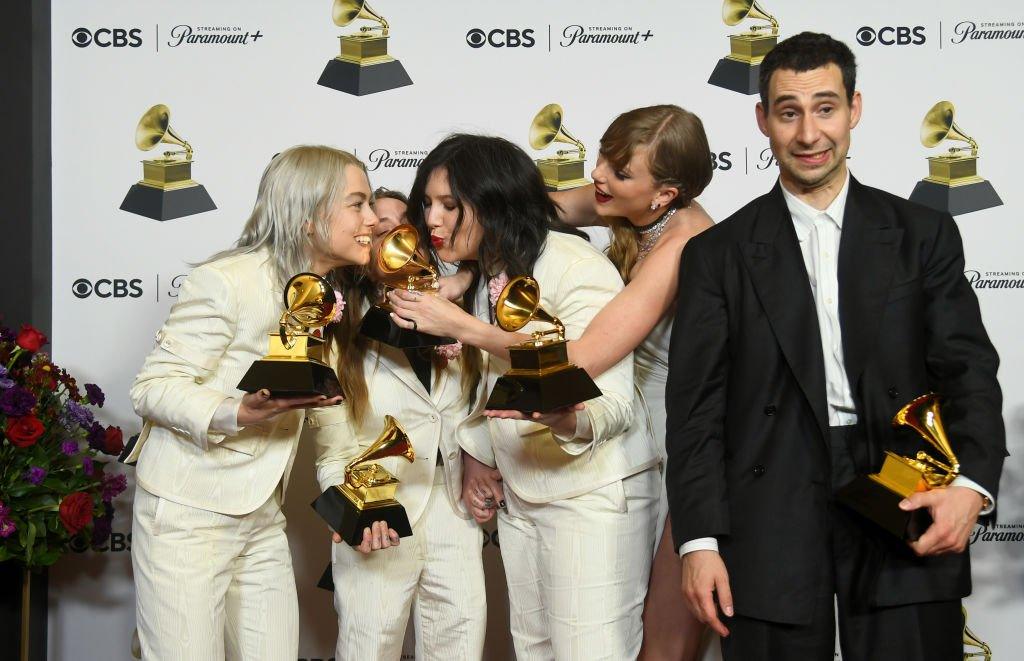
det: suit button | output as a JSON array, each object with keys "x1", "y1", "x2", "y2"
[
  {"x1": 753, "y1": 465, "x2": 766, "y2": 477},
  {"x1": 429, "y1": 414, "x2": 438, "y2": 423},
  {"x1": 763, "y1": 405, "x2": 777, "y2": 416},
  {"x1": 888, "y1": 387, "x2": 900, "y2": 400}
]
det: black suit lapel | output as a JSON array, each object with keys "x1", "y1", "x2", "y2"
[
  {"x1": 838, "y1": 177, "x2": 904, "y2": 392},
  {"x1": 740, "y1": 183, "x2": 830, "y2": 445}
]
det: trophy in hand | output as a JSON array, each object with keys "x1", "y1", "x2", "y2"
[
  {"x1": 359, "y1": 224, "x2": 456, "y2": 348},
  {"x1": 837, "y1": 393, "x2": 962, "y2": 540},
  {"x1": 529, "y1": 103, "x2": 589, "y2": 191},
  {"x1": 707, "y1": 0, "x2": 780, "y2": 95},
  {"x1": 120, "y1": 104, "x2": 217, "y2": 221},
  {"x1": 237, "y1": 273, "x2": 343, "y2": 397},
  {"x1": 317, "y1": 0, "x2": 413, "y2": 96},
  {"x1": 908, "y1": 101, "x2": 1002, "y2": 216},
  {"x1": 312, "y1": 415, "x2": 415, "y2": 545},
  {"x1": 485, "y1": 275, "x2": 601, "y2": 413}
]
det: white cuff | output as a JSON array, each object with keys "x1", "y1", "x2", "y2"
[
  {"x1": 951, "y1": 475, "x2": 995, "y2": 515},
  {"x1": 551, "y1": 408, "x2": 595, "y2": 456},
  {"x1": 679, "y1": 536, "x2": 719, "y2": 558},
  {"x1": 209, "y1": 397, "x2": 243, "y2": 436}
]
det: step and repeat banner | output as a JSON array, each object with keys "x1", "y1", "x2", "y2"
[{"x1": 48, "y1": 1, "x2": 1022, "y2": 659}]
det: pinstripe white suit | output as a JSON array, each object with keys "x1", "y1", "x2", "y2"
[
  {"x1": 457, "y1": 231, "x2": 662, "y2": 660},
  {"x1": 308, "y1": 335, "x2": 486, "y2": 661},
  {"x1": 128, "y1": 249, "x2": 304, "y2": 660}
]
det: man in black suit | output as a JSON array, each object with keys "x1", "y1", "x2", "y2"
[{"x1": 665, "y1": 32, "x2": 1006, "y2": 660}]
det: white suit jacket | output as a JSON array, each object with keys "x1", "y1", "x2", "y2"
[
  {"x1": 128, "y1": 249, "x2": 306, "y2": 515},
  {"x1": 456, "y1": 231, "x2": 660, "y2": 503},
  {"x1": 306, "y1": 334, "x2": 470, "y2": 526}
]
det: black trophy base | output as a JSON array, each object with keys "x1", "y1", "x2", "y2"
[
  {"x1": 485, "y1": 366, "x2": 602, "y2": 414},
  {"x1": 120, "y1": 183, "x2": 216, "y2": 221},
  {"x1": 359, "y1": 305, "x2": 456, "y2": 348},
  {"x1": 707, "y1": 58, "x2": 760, "y2": 95},
  {"x1": 312, "y1": 487, "x2": 413, "y2": 547},
  {"x1": 236, "y1": 360, "x2": 342, "y2": 398},
  {"x1": 909, "y1": 179, "x2": 1003, "y2": 217},
  {"x1": 317, "y1": 58, "x2": 413, "y2": 96},
  {"x1": 836, "y1": 476, "x2": 933, "y2": 541}
]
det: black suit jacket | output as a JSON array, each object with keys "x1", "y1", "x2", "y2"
[{"x1": 665, "y1": 177, "x2": 1006, "y2": 625}]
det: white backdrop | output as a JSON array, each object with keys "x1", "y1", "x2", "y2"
[{"x1": 47, "y1": 1, "x2": 1023, "y2": 659}]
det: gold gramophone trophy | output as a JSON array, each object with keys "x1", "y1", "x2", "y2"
[
  {"x1": 837, "y1": 393, "x2": 962, "y2": 540},
  {"x1": 119, "y1": 104, "x2": 216, "y2": 221},
  {"x1": 963, "y1": 606, "x2": 992, "y2": 661},
  {"x1": 317, "y1": 0, "x2": 413, "y2": 96},
  {"x1": 237, "y1": 273, "x2": 343, "y2": 397},
  {"x1": 908, "y1": 101, "x2": 1002, "y2": 216},
  {"x1": 312, "y1": 415, "x2": 415, "y2": 545},
  {"x1": 707, "y1": 0, "x2": 780, "y2": 95},
  {"x1": 359, "y1": 224, "x2": 457, "y2": 348},
  {"x1": 485, "y1": 275, "x2": 601, "y2": 413},
  {"x1": 529, "y1": 104, "x2": 589, "y2": 191}
]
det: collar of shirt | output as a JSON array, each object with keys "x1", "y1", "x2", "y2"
[{"x1": 780, "y1": 171, "x2": 851, "y2": 241}]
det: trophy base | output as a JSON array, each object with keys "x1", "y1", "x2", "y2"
[
  {"x1": 317, "y1": 57, "x2": 413, "y2": 96},
  {"x1": 909, "y1": 179, "x2": 1003, "y2": 217},
  {"x1": 359, "y1": 305, "x2": 456, "y2": 348},
  {"x1": 485, "y1": 366, "x2": 602, "y2": 413},
  {"x1": 312, "y1": 486, "x2": 414, "y2": 547},
  {"x1": 120, "y1": 183, "x2": 217, "y2": 221},
  {"x1": 236, "y1": 359, "x2": 343, "y2": 397},
  {"x1": 836, "y1": 475, "x2": 933, "y2": 541},
  {"x1": 707, "y1": 57, "x2": 761, "y2": 95}
]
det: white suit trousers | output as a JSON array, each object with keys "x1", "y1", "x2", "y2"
[
  {"x1": 132, "y1": 485, "x2": 298, "y2": 660},
  {"x1": 332, "y1": 470, "x2": 486, "y2": 661},
  {"x1": 498, "y1": 467, "x2": 660, "y2": 661}
]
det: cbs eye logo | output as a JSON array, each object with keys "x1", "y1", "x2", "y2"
[
  {"x1": 71, "y1": 27, "x2": 143, "y2": 48},
  {"x1": 856, "y1": 26, "x2": 926, "y2": 46},
  {"x1": 72, "y1": 278, "x2": 144, "y2": 299},
  {"x1": 466, "y1": 28, "x2": 536, "y2": 48}
]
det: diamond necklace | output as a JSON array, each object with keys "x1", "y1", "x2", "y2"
[{"x1": 636, "y1": 207, "x2": 678, "y2": 260}]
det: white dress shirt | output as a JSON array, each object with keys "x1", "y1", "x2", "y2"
[{"x1": 680, "y1": 174, "x2": 993, "y2": 557}]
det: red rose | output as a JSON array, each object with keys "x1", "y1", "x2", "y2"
[
  {"x1": 59, "y1": 492, "x2": 93, "y2": 535},
  {"x1": 102, "y1": 426, "x2": 124, "y2": 455},
  {"x1": 6, "y1": 415, "x2": 44, "y2": 448},
  {"x1": 15, "y1": 325, "x2": 47, "y2": 353}
]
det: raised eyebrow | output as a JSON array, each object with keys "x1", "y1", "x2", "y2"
[
  {"x1": 813, "y1": 91, "x2": 841, "y2": 100},
  {"x1": 345, "y1": 191, "x2": 368, "y2": 202}
]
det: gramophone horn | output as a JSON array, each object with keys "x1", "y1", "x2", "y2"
[
  {"x1": 279, "y1": 273, "x2": 336, "y2": 346},
  {"x1": 962, "y1": 606, "x2": 992, "y2": 660},
  {"x1": 529, "y1": 103, "x2": 586, "y2": 157},
  {"x1": 346, "y1": 415, "x2": 415, "y2": 471},
  {"x1": 920, "y1": 100, "x2": 977, "y2": 152},
  {"x1": 377, "y1": 224, "x2": 433, "y2": 275},
  {"x1": 332, "y1": 0, "x2": 389, "y2": 30},
  {"x1": 134, "y1": 104, "x2": 192, "y2": 158},
  {"x1": 891, "y1": 393, "x2": 960, "y2": 474},
  {"x1": 722, "y1": 0, "x2": 778, "y2": 28},
  {"x1": 495, "y1": 275, "x2": 560, "y2": 333}
]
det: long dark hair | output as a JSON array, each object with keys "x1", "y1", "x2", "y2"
[{"x1": 407, "y1": 133, "x2": 561, "y2": 399}]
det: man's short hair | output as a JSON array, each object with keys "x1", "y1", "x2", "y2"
[
  {"x1": 758, "y1": 32, "x2": 857, "y2": 107},
  {"x1": 373, "y1": 187, "x2": 409, "y2": 206}
]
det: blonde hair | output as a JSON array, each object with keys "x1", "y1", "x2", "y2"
[{"x1": 600, "y1": 106, "x2": 713, "y2": 282}]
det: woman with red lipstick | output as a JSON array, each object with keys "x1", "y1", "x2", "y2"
[
  {"x1": 551, "y1": 105, "x2": 716, "y2": 661},
  {"x1": 388, "y1": 133, "x2": 662, "y2": 660}
]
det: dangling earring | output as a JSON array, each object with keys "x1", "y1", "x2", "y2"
[{"x1": 650, "y1": 202, "x2": 660, "y2": 211}]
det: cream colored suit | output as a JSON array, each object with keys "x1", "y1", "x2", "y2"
[
  {"x1": 308, "y1": 336, "x2": 485, "y2": 661},
  {"x1": 129, "y1": 249, "x2": 303, "y2": 660},
  {"x1": 457, "y1": 231, "x2": 661, "y2": 660}
]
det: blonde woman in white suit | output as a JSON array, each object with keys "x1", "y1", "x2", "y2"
[
  {"x1": 389, "y1": 134, "x2": 662, "y2": 661},
  {"x1": 127, "y1": 145, "x2": 378, "y2": 660},
  {"x1": 307, "y1": 193, "x2": 486, "y2": 661}
]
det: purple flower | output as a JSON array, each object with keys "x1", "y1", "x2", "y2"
[
  {"x1": 84, "y1": 383, "x2": 105, "y2": 407},
  {"x1": 0, "y1": 365, "x2": 12, "y2": 389},
  {"x1": 86, "y1": 422, "x2": 105, "y2": 451},
  {"x1": 101, "y1": 473, "x2": 128, "y2": 502},
  {"x1": 82, "y1": 456, "x2": 94, "y2": 476},
  {"x1": 0, "y1": 327, "x2": 14, "y2": 343},
  {"x1": 91, "y1": 504, "x2": 113, "y2": 547},
  {"x1": 0, "y1": 386, "x2": 36, "y2": 417},
  {"x1": 60, "y1": 439, "x2": 79, "y2": 456},
  {"x1": 24, "y1": 466, "x2": 46, "y2": 485},
  {"x1": 0, "y1": 502, "x2": 14, "y2": 539},
  {"x1": 64, "y1": 400, "x2": 93, "y2": 427}
]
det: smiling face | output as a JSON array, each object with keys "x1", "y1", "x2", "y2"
[
  {"x1": 590, "y1": 145, "x2": 678, "y2": 225},
  {"x1": 307, "y1": 164, "x2": 378, "y2": 273},
  {"x1": 756, "y1": 63, "x2": 861, "y2": 200},
  {"x1": 422, "y1": 167, "x2": 482, "y2": 264}
]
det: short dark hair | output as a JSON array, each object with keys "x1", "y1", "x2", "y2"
[
  {"x1": 373, "y1": 187, "x2": 408, "y2": 205},
  {"x1": 758, "y1": 32, "x2": 857, "y2": 107}
]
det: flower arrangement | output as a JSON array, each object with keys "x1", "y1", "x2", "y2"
[{"x1": 0, "y1": 324, "x2": 126, "y2": 568}]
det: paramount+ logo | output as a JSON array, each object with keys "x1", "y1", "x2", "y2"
[
  {"x1": 855, "y1": 25, "x2": 926, "y2": 46},
  {"x1": 465, "y1": 27, "x2": 536, "y2": 48},
  {"x1": 72, "y1": 278, "x2": 143, "y2": 299},
  {"x1": 71, "y1": 27, "x2": 143, "y2": 48}
]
